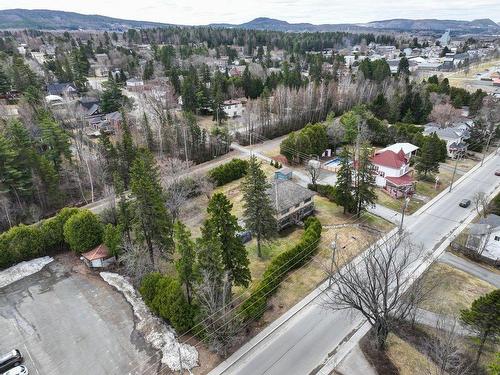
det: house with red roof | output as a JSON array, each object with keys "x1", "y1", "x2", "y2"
[{"x1": 371, "y1": 148, "x2": 415, "y2": 198}]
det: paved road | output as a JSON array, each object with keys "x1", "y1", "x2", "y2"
[
  {"x1": 210, "y1": 152, "x2": 500, "y2": 375},
  {"x1": 439, "y1": 251, "x2": 500, "y2": 287},
  {"x1": 0, "y1": 259, "x2": 158, "y2": 375}
]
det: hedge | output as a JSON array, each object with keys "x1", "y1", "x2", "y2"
[
  {"x1": 240, "y1": 217, "x2": 322, "y2": 321},
  {"x1": 308, "y1": 183, "x2": 337, "y2": 203},
  {"x1": 208, "y1": 158, "x2": 249, "y2": 186},
  {"x1": 0, "y1": 207, "x2": 80, "y2": 269},
  {"x1": 139, "y1": 273, "x2": 197, "y2": 333}
]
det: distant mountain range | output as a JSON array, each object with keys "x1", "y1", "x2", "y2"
[
  {"x1": 211, "y1": 17, "x2": 500, "y2": 33},
  {"x1": 0, "y1": 9, "x2": 172, "y2": 30},
  {"x1": 0, "y1": 9, "x2": 499, "y2": 34}
]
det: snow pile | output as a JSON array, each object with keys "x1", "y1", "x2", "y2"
[
  {"x1": 0, "y1": 256, "x2": 53, "y2": 289},
  {"x1": 100, "y1": 272, "x2": 198, "y2": 371}
]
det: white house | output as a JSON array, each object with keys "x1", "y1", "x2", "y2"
[
  {"x1": 466, "y1": 214, "x2": 500, "y2": 263},
  {"x1": 380, "y1": 143, "x2": 419, "y2": 160},
  {"x1": 126, "y1": 78, "x2": 144, "y2": 88},
  {"x1": 371, "y1": 149, "x2": 415, "y2": 198},
  {"x1": 223, "y1": 99, "x2": 244, "y2": 117}
]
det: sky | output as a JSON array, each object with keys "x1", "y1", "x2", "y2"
[{"x1": 2, "y1": 0, "x2": 499, "y2": 25}]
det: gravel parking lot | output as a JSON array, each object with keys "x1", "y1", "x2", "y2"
[{"x1": 0, "y1": 256, "x2": 159, "y2": 375}]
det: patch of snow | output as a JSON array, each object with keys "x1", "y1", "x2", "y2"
[
  {"x1": 100, "y1": 272, "x2": 198, "y2": 371},
  {"x1": 0, "y1": 256, "x2": 53, "y2": 289}
]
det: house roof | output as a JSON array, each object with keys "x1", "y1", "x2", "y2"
[
  {"x1": 82, "y1": 244, "x2": 110, "y2": 261},
  {"x1": 479, "y1": 214, "x2": 500, "y2": 229},
  {"x1": 423, "y1": 125, "x2": 469, "y2": 140},
  {"x1": 386, "y1": 174, "x2": 414, "y2": 186},
  {"x1": 267, "y1": 179, "x2": 315, "y2": 213},
  {"x1": 380, "y1": 143, "x2": 419, "y2": 155},
  {"x1": 371, "y1": 150, "x2": 407, "y2": 169},
  {"x1": 47, "y1": 82, "x2": 77, "y2": 96}
]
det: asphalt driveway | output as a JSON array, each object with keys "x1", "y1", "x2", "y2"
[{"x1": 0, "y1": 256, "x2": 159, "y2": 375}]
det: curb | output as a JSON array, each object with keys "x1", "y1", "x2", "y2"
[
  {"x1": 413, "y1": 152, "x2": 496, "y2": 217},
  {"x1": 317, "y1": 177, "x2": 500, "y2": 374}
]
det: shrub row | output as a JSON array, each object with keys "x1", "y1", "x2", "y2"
[
  {"x1": 208, "y1": 158, "x2": 249, "y2": 186},
  {"x1": 240, "y1": 217, "x2": 322, "y2": 321},
  {"x1": 139, "y1": 273, "x2": 197, "y2": 333},
  {"x1": 0, "y1": 207, "x2": 79, "y2": 269},
  {"x1": 308, "y1": 183, "x2": 338, "y2": 203}
]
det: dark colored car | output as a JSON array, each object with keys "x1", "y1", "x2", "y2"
[
  {"x1": 459, "y1": 199, "x2": 471, "y2": 208},
  {"x1": 0, "y1": 350, "x2": 23, "y2": 373},
  {"x1": 495, "y1": 170, "x2": 500, "y2": 176}
]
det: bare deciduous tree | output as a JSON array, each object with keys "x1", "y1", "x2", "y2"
[
  {"x1": 472, "y1": 191, "x2": 488, "y2": 218},
  {"x1": 195, "y1": 270, "x2": 241, "y2": 356},
  {"x1": 423, "y1": 317, "x2": 475, "y2": 375},
  {"x1": 120, "y1": 239, "x2": 154, "y2": 286},
  {"x1": 323, "y1": 232, "x2": 428, "y2": 350},
  {"x1": 429, "y1": 103, "x2": 462, "y2": 128},
  {"x1": 306, "y1": 159, "x2": 322, "y2": 186}
]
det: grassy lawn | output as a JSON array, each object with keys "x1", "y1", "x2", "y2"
[
  {"x1": 386, "y1": 334, "x2": 438, "y2": 375},
  {"x1": 375, "y1": 190, "x2": 423, "y2": 215},
  {"x1": 420, "y1": 263, "x2": 496, "y2": 316}
]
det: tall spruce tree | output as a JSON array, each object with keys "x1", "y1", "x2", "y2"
[
  {"x1": 241, "y1": 156, "x2": 277, "y2": 258},
  {"x1": 353, "y1": 145, "x2": 376, "y2": 218},
  {"x1": 130, "y1": 149, "x2": 173, "y2": 266},
  {"x1": 415, "y1": 136, "x2": 440, "y2": 178},
  {"x1": 334, "y1": 147, "x2": 355, "y2": 214},
  {"x1": 174, "y1": 221, "x2": 196, "y2": 305},
  {"x1": 205, "y1": 193, "x2": 251, "y2": 288}
]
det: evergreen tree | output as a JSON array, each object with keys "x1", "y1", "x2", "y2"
[
  {"x1": 39, "y1": 115, "x2": 71, "y2": 171},
  {"x1": 460, "y1": 290, "x2": 500, "y2": 365},
  {"x1": 101, "y1": 79, "x2": 125, "y2": 113},
  {"x1": 397, "y1": 57, "x2": 410, "y2": 76},
  {"x1": 0, "y1": 67, "x2": 11, "y2": 94},
  {"x1": 370, "y1": 94, "x2": 390, "y2": 120},
  {"x1": 118, "y1": 115, "x2": 136, "y2": 188},
  {"x1": 353, "y1": 145, "x2": 376, "y2": 218},
  {"x1": 204, "y1": 193, "x2": 251, "y2": 288},
  {"x1": 334, "y1": 147, "x2": 355, "y2": 214},
  {"x1": 130, "y1": 149, "x2": 173, "y2": 266},
  {"x1": 142, "y1": 60, "x2": 154, "y2": 81},
  {"x1": 174, "y1": 221, "x2": 196, "y2": 304},
  {"x1": 241, "y1": 156, "x2": 277, "y2": 258},
  {"x1": 415, "y1": 136, "x2": 440, "y2": 178}
]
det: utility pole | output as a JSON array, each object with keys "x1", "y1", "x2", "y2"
[
  {"x1": 329, "y1": 233, "x2": 338, "y2": 287},
  {"x1": 448, "y1": 153, "x2": 460, "y2": 192},
  {"x1": 481, "y1": 131, "x2": 493, "y2": 167},
  {"x1": 399, "y1": 188, "x2": 410, "y2": 234}
]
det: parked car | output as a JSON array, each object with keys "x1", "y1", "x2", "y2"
[
  {"x1": 0, "y1": 350, "x2": 23, "y2": 373},
  {"x1": 495, "y1": 170, "x2": 500, "y2": 176},
  {"x1": 3, "y1": 365, "x2": 29, "y2": 375},
  {"x1": 459, "y1": 199, "x2": 471, "y2": 208}
]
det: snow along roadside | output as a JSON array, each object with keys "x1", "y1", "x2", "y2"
[
  {"x1": 100, "y1": 272, "x2": 198, "y2": 371},
  {"x1": 0, "y1": 256, "x2": 53, "y2": 289}
]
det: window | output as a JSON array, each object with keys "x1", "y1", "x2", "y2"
[
  {"x1": 379, "y1": 171, "x2": 385, "y2": 177},
  {"x1": 495, "y1": 236, "x2": 500, "y2": 241}
]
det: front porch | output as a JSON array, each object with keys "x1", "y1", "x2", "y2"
[{"x1": 384, "y1": 175, "x2": 415, "y2": 198}]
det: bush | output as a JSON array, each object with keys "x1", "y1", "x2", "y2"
[
  {"x1": 208, "y1": 159, "x2": 249, "y2": 186},
  {"x1": 139, "y1": 273, "x2": 196, "y2": 333},
  {"x1": 40, "y1": 207, "x2": 79, "y2": 251},
  {"x1": 241, "y1": 217, "x2": 322, "y2": 320},
  {"x1": 0, "y1": 207, "x2": 80, "y2": 269},
  {"x1": 63, "y1": 209, "x2": 104, "y2": 253},
  {"x1": 139, "y1": 272, "x2": 163, "y2": 307}
]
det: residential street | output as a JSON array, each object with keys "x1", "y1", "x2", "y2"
[{"x1": 210, "y1": 152, "x2": 500, "y2": 375}]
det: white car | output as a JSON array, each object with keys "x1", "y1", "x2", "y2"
[{"x1": 3, "y1": 365, "x2": 28, "y2": 375}]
